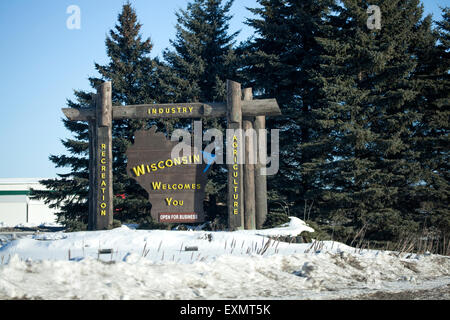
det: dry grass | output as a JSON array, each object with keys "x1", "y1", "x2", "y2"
[{"x1": 349, "y1": 227, "x2": 450, "y2": 257}]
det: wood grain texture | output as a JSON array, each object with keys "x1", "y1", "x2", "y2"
[
  {"x1": 96, "y1": 82, "x2": 112, "y2": 127},
  {"x1": 227, "y1": 80, "x2": 244, "y2": 230},
  {"x1": 92, "y1": 83, "x2": 113, "y2": 230},
  {"x1": 243, "y1": 88, "x2": 256, "y2": 230},
  {"x1": 62, "y1": 99, "x2": 281, "y2": 121},
  {"x1": 254, "y1": 116, "x2": 268, "y2": 229}
]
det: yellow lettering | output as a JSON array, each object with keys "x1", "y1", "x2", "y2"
[
  {"x1": 193, "y1": 154, "x2": 200, "y2": 163},
  {"x1": 165, "y1": 159, "x2": 174, "y2": 168},
  {"x1": 151, "y1": 182, "x2": 162, "y2": 190},
  {"x1": 132, "y1": 165, "x2": 146, "y2": 177}
]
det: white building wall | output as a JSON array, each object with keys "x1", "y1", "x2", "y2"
[
  {"x1": 0, "y1": 196, "x2": 28, "y2": 226},
  {"x1": 0, "y1": 179, "x2": 59, "y2": 227}
]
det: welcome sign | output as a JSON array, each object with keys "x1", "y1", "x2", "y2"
[
  {"x1": 126, "y1": 127, "x2": 208, "y2": 223},
  {"x1": 63, "y1": 80, "x2": 281, "y2": 230}
]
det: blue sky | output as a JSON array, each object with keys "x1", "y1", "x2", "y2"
[{"x1": 0, "y1": 0, "x2": 448, "y2": 179}]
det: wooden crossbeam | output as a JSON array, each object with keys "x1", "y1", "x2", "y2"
[{"x1": 62, "y1": 99, "x2": 281, "y2": 121}]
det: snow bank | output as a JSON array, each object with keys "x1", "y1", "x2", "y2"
[
  {"x1": 0, "y1": 222, "x2": 64, "y2": 229},
  {"x1": 0, "y1": 251, "x2": 449, "y2": 300},
  {"x1": 0, "y1": 217, "x2": 449, "y2": 300},
  {"x1": 237, "y1": 217, "x2": 314, "y2": 237},
  {"x1": 0, "y1": 217, "x2": 315, "y2": 263}
]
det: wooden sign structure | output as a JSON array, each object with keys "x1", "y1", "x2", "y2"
[{"x1": 62, "y1": 80, "x2": 281, "y2": 231}]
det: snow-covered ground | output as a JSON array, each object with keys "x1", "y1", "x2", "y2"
[{"x1": 0, "y1": 217, "x2": 449, "y2": 300}]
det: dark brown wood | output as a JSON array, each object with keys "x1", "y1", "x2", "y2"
[
  {"x1": 254, "y1": 116, "x2": 268, "y2": 229},
  {"x1": 227, "y1": 80, "x2": 244, "y2": 230},
  {"x1": 88, "y1": 118, "x2": 96, "y2": 231},
  {"x1": 243, "y1": 88, "x2": 256, "y2": 230},
  {"x1": 62, "y1": 108, "x2": 95, "y2": 121},
  {"x1": 126, "y1": 127, "x2": 207, "y2": 223},
  {"x1": 97, "y1": 82, "x2": 112, "y2": 126},
  {"x1": 61, "y1": 99, "x2": 281, "y2": 121},
  {"x1": 88, "y1": 93, "x2": 97, "y2": 231},
  {"x1": 94, "y1": 82, "x2": 113, "y2": 230}
]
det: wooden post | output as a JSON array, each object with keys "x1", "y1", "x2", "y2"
[
  {"x1": 254, "y1": 116, "x2": 268, "y2": 229},
  {"x1": 243, "y1": 88, "x2": 256, "y2": 230},
  {"x1": 88, "y1": 118, "x2": 96, "y2": 231},
  {"x1": 92, "y1": 82, "x2": 113, "y2": 230},
  {"x1": 227, "y1": 80, "x2": 244, "y2": 230}
]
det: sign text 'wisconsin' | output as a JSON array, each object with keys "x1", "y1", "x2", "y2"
[{"x1": 126, "y1": 127, "x2": 207, "y2": 223}]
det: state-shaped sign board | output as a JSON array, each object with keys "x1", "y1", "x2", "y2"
[{"x1": 126, "y1": 127, "x2": 208, "y2": 223}]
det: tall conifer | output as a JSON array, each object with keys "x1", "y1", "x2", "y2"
[
  {"x1": 410, "y1": 7, "x2": 450, "y2": 237},
  {"x1": 33, "y1": 3, "x2": 164, "y2": 228},
  {"x1": 240, "y1": 0, "x2": 334, "y2": 221},
  {"x1": 303, "y1": 0, "x2": 436, "y2": 240},
  {"x1": 159, "y1": 0, "x2": 239, "y2": 223}
]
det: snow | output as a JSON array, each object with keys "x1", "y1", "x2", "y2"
[
  {"x1": 0, "y1": 217, "x2": 449, "y2": 300},
  {"x1": 0, "y1": 221, "x2": 64, "y2": 229}
]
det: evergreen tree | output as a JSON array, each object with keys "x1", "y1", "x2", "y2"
[
  {"x1": 159, "y1": 0, "x2": 239, "y2": 224},
  {"x1": 302, "y1": 0, "x2": 436, "y2": 240},
  {"x1": 410, "y1": 7, "x2": 450, "y2": 237},
  {"x1": 32, "y1": 3, "x2": 165, "y2": 229},
  {"x1": 160, "y1": 0, "x2": 238, "y2": 103},
  {"x1": 239, "y1": 0, "x2": 335, "y2": 222}
]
